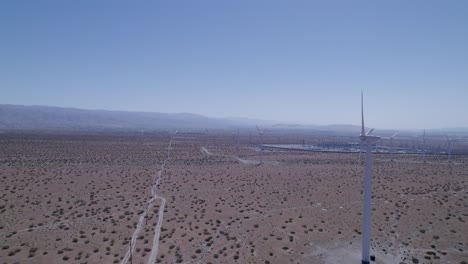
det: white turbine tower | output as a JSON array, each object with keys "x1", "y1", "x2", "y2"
[
  {"x1": 358, "y1": 128, "x2": 374, "y2": 163},
  {"x1": 256, "y1": 125, "x2": 264, "y2": 164},
  {"x1": 359, "y1": 92, "x2": 380, "y2": 264}
]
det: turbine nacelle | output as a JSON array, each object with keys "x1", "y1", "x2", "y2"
[
  {"x1": 360, "y1": 129, "x2": 379, "y2": 142},
  {"x1": 361, "y1": 134, "x2": 380, "y2": 142}
]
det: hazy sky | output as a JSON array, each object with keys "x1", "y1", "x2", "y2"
[{"x1": 1, "y1": 1, "x2": 467, "y2": 129}]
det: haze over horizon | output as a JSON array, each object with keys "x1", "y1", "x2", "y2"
[{"x1": 2, "y1": 1, "x2": 467, "y2": 130}]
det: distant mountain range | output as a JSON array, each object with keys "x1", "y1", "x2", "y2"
[
  {"x1": 0, "y1": 104, "x2": 467, "y2": 135},
  {"x1": 0, "y1": 104, "x2": 275, "y2": 131}
]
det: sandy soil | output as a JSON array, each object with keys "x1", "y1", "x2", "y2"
[{"x1": 0, "y1": 132, "x2": 467, "y2": 264}]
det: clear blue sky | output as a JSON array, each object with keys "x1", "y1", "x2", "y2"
[{"x1": 1, "y1": 1, "x2": 467, "y2": 129}]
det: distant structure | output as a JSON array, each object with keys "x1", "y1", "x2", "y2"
[
  {"x1": 256, "y1": 125, "x2": 264, "y2": 164},
  {"x1": 236, "y1": 130, "x2": 240, "y2": 154},
  {"x1": 422, "y1": 130, "x2": 427, "y2": 163},
  {"x1": 446, "y1": 136, "x2": 452, "y2": 162},
  {"x1": 359, "y1": 92, "x2": 380, "y2": 264},
  {"x1": 390, "y1": 132, "x2": 398, "y2": 161}
]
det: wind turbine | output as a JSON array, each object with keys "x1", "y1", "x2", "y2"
[
  {"x1": 359, "y1": 92, "x2": 380, "y2": 264},
  {"x1": 256, "y1": 125, "x2": 264, "y2": 164},
  {"x1": 446, "y1": 136, "x2": 452, "y2": 162},
  {"x1": 422, "y1": 130, "x2": 426, "y2": 163},
  {"x1": 389, "y1": 132, "x2": 398, "y2": 161},
  {"x1": 236, "y1": 130, "x2": 240, "y2": 154}
]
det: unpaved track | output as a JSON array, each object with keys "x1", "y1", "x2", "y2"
[
  {"x1": 201, "y1": 146, "x2": 279, "y2": 165},
  {"x1": 121, "y1": 201, "x2": 155, "y2": 264},
  {"x1": 121, "y1": 133, "x2": 175, "y2": 264},
  {"x1": 148, "y1": 195, "x2": 166, "y2": 263},
  {"x1": 200, "y1": 146, "x2": 212, "y2": 155},
  {"x1": 147, "y1": 133, "x2": 175, "y2": 264}
]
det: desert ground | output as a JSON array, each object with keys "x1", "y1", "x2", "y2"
[{"x1": 0, "y1": 131, "x2": 467, "y2": 264}]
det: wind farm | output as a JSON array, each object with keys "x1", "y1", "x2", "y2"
[
  {"x1": 1, "y1": 101, "x2": 468, "y2": 264},
  {"x1": 2, "y1": 1, "x2": 468, "y2": 263}
]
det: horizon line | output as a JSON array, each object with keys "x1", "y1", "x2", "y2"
[{"x1": 0, "y1": 103, "x2": 466, "y2": 132}]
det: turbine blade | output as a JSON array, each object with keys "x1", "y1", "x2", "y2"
[{"x1": 366, "y1": 128, "x2": 374, "y2": 136}]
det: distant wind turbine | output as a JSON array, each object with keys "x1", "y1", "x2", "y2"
[
  {"x1": 422, "y1": 130, "x2": 426, "y2": 163},
  {"x1": 446, "y1": 136, "x2": 452, "y2": 162},
  {"x1": 236, "y1": 130, "x2": 240, "y2": 154},
  {"x1": 359, "y1": 92, "x2": 380, "y2": 264},
  {"x1": 256, "y1": 125, "x2": 264, "y2": 164},
  {"x1": 390, "y1": 132, "x2": 398, "y2": 161}
]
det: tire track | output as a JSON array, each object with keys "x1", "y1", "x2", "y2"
[
  {"x1": 121, "y1": 132, "x2": 175, "y2": 264},
  {"x1": 147, "y1": 132, "x2": 175, "y2": 264},
  {"x1": 200, "y1": 146, "x2": 279, "y2": 165}
]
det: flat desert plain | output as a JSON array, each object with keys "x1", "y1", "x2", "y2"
[{"x1": 0, "y1": 132, "x2": 467, "y2": 264}]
